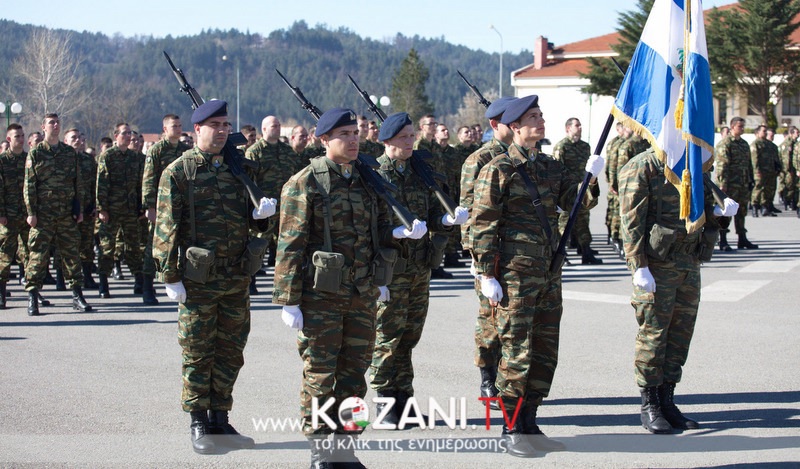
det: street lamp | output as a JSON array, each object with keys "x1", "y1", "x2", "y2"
[
  {"x1": 369, "y1": 95, "x2": 391, "y2": 114},
  {"x1": 0, "y1": 101, "x2": 23, "y2": 128},
  {"x1": 489, "y1": 25, "x2": 503, "y2": 96},
  {"x1": 221, "y1": 55, "x2": 240, "y2": 131}
]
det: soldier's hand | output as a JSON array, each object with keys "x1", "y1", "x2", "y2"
[
  {"x1": 585, "y1": 154, "x2": 605, "y2": 178},
  {"x1": 27, "y1": 215, "x2": 37, "y2": 228},
  {"x1": 165, "y1": 281, "x2": 187, "y2": 303},
  {"x1": 442, "y1": 206, "x2": 469, "y2": 226},
  {"x1": 252, "y1": 197, "x2": 277, "y2": 219},
  {"x1": 469, "y1": 260, "x2": 478, "y2": 278},
  {"x1": 99, "y1": 211, "x2": 110, "y2": 223},
  {"x1": 378, "y1": 286, "x2": 390, "y2": 302},
  {"x1": 480, "y1": 275, "x2": 503, "y2": 306},
  {"x1": 146, "y1": 208, "x2": 156, "y2": 224},
  {"x1": 0, "y1": 216, "x2": 6, "y2": 226},
  {"x1": 713, "y1": 198, "x2": 740, "y2": 217},
  {"x1": 281, "y1": 305, "x2": 303, "y2": 329},
  {"x1": 633, "y1": 267, "x2": 656, "y2": 293},
  {"x1": 393, "y1": 219, "x2": 428, "y2": 240}
]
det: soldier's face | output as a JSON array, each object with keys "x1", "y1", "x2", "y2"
[
  {"x1": 322, "y1": 124, "x2": 359, "y2": 164},
  {"x1": 731, "y1": 121, "x2": 745, "y2": 138},
  {"x1": 419, "y1": 118, "x2": 437, "y2": 139},
  {"x1": 264, "y1": 117, "x2": 281, "y2": 140},
  {"x1": 115, "y1": 126, "x2": 132, "y2": 148},
  {"x1": 64, "y1": 131, "x2": 80, "y2": 150},
  {"x1": 29, "y1": 133, "x2": 43, "y2": 148},
  {"x1": 164, "y1": 119, "x2": 182, "y2": 139},
  {"x1": 514, "y1": 107, "x2": 546, "y2": 147},
  {"x1": 195, "y1": 116, "x2": 231, "y2": 153},
  {"x1": 42, "y1": 117, "x2": 60, "y2": 138},
  {"x1": 385, "y1": 124, "x2": 416, "y2": 160},
  {"x1": 292, "y1": 130, "x2": 309, "y2": 151},
  {"x1": 6, "y1": 129, "x2": 24, "y2": 152},
  {"x1": 435, "y1": 125, "x2": 449, "y2": 142},
  {"x1": 357, "y1": 120, "x2": 369, "y2": 141},
  {"x1": 568, "y1": 120, "x2": 582, "y2": 139}
]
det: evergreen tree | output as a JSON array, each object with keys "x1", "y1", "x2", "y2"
[{"x1": 390, "y1": 48, "x2": 435, "y2": 122}]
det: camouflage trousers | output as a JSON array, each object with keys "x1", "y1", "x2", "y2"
[
  {"x1": 25, "y1": 213, "x2": 83, "y2": 290},
  {"x1": 97, "y1": 214, "x2": 143, "y2": 276},
  {"x1": 751, "y1": 172, "x2": 778, "y2": 206},
  {"x1": 631, "y1": 257, "x2": 700, "y2": 387},
  {"x1": 558, "y1": 205, "x2": 592, "y2": 246},
  {"x1": 179, "y1": 265, "x2": 251, "y2": 412},
  {"x1": 779, "y1": 171, "x2": 798, "y2": 205},
  {"x1": 369, "y1": 268, "x2": 431, "y2": 396},
  {"x1": 78, "y1": 215, "x2": 95, "y2": 263},
  {"x1": 299, "y1": 287, "x2": 378, "y2": 436},
  {"x1": 607, "y1": 193, "x2": 621, "y2": 240},
  {"x1": 473, "y1": 276, "x2": 501, "y2": 368},
  {"x1": 445, "y1": 226, "x2": 463, "y2": 257},
  {"x1": 494, "y1": 261, "x2": 563, "y2": 411},
  {"x1": 0, "y1": 217, "x2": 30, "y2": 282},
  {"x1": 142, "y1": 222, "x2": 156, "y2": 277}
]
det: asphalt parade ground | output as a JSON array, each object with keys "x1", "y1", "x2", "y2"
[{"x1": 2, "y1": 203, "x2": 799, "y2": 468}]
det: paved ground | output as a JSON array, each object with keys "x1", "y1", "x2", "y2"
[{"x1": 2, "y1": 201, "x2": 799, "y2": 468}]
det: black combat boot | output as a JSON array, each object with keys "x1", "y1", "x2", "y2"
[
  {"x1": 430, "y1": 266, "x2": 453, "y2": 279},
  {"x1": 737, "y1": 234, "x2": 759, "y2": 249},
  {"x1": 112, "y1": 260, "x2": 124, "y2": 280},
  {"x1": 18, "y1": 264, "x2": 25, "y2": 285},
  {"x1": 142, "y1": 275, "x2": 159, "y2": 305},
  {"x1": 394, "y1": 390, "x2": 422, "y2": 428},
  {"x1": 0, "y1": 282, "x2": 6, "y2": 309},
  {"x1": 37, "y1": 291, "x2": 50, "y2": 306},
  {"x1": 520, "y1": 402, "x2": 566, "y2": 451},
  {"x1": 98, "y1": 273, "x2": 111, "y2": 299},
  {"x1": 761, "y1": 205, "x2": 776, "y2": 217},
  {"x1": 133, "y1": 273, "x2": 143, "y2": 294},
  {"x1": 500, "y1": 398, "x2": 537, "y2": 459},
  {"x1": 640, "y1": 386, "x2": 672, "y2": 434},
  {"x1": 580, "y1": 244, "x2": 603, "y2": 265},
  {"x1": 658, "y1": 382, "x2": 699, "y2": 430},
  {"x1": 479, "y1": 366, "x2": 500, "y2": 410},
  {"x1": 82, "y1": 262, "x2": 98, "y2": 289},
  {"x1": 189, "y1": 410, "x2": 216, "y2": 454},
  {"x1": 768, "y1": 203, "x2": 782, "y2": 214},
  {"x1": 54, "y1": 265, "x2": 66, "y2": 291},
  {"x1": 443, "y1": 252, "x2": 464, "y2": 268},
  {"x1": 267, "y1": 243, "x2": 277, "y2": 267},
  {"x1": 72, "y1": 286, "x2": 93, "y2": 312},
  {"x1": 207, "y1": 410, "x2": 255, "y2": 448},
  {"x1": 718, "y1": 229, "x2": 732, "y2": 252},
  {"x1": 331, "y1": 432, "x2": 367, "y2": 469},
  {"x1": 375, "y1": 390, "x2": 399, "y2": 427},
  {"x1": 27, "y1": 289, "x2": 40, "y2": 316},
  {"x1": 751, "y1": 203, "x2": 760, "y2": 217},
  {"x1": 308, "y1": 435, "x2": 334, "y2": 469},
  {"x1": 249, "y1": 276, "x2": 259, "y2": 295}
]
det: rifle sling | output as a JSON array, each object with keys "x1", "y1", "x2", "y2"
[{"x1": 512, "y1": 160, "x2": 555, "y2": 250}]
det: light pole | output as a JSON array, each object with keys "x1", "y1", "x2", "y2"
[
  {"x1": 489, "y1": 25, "x2": 503, "y2": 96},
  {"x1": 0, "y1": 101, "x2": 23, "y2": 128},
  {"x1": 221, "y1": 55, "x2": 240, "y2": 131},
  {"x1": 369, "y1": 95, "x2": 391, "y2": 115}
]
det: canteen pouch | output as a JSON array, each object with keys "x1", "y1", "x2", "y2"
[
  {"x1": 393, "y1": 256, "x2": 408, "y2": 276},
  {"x1": 184, "y1": 246, "x2": 215, "y2": 284},
  {"x1": 372, "y1": 247, "x2": 398, "y2": 287},
  {"x1": 244, "y1": 237, "x2": 270, "y2": 276},
  {"x1": 697, "y1": 228, "x2": 719, "y2": 262},
  {"x1": 311, "y1": 250, "x2": 346, "y2": 293},
  {"x1": 645, "y1": 223, "x2": 677, "y2": 262},
  {"x1": 427, "y1": 233, "x2": 449, "y2": 269}
]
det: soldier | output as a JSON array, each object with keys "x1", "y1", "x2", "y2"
[
  {"x1": 471, "y1": 95, "x2": 603, "y2": 457},
  {"x1": 435, "y1": 123, "x2": 465, "y2": 269},
  {"x1": 357, "y1": 115, "x2": 385, "y2": 157},
  {"x1": 289, "y1": 124, "x2": 319, "y2": 165},
  {"x1": 750, "y1": 125, "x2": 782, "y2": 216},
  {"x1": 153, "y1": 100, "x2": 275, "y2": 454},
  {"x1": 64, "y1": 128, "x2": 98, "y2": 290},
  {"x1": 604, "y1": 122, "x2": 625, "y2": 246},
  {"x1": 714, "y1": 117, "x2": 758, "y2": 250},
  {"x1": 779, "y1": 126, "x2": 798, "y2": 212},
  {"x1": 1, "y1": 124, "x2": 32, "y2": 307},
  {"x1": 619, "y1": 147, "x2": 737, "y2": 434},
  {"x1": 274, "y1": 108, "x2": 424, "y2": 467},
  {"x1": 23, "y1": 113, "x2": 92, "y2": 315},
  {"x1": 459, "y1": 96, "x2": 517, "y2": 409},
  {"x1": 179, "y1": 132, "x2": 194, "y2": 147},
  {"x1": 369, "y1": 113, "x2": 466, "y2": 427},
  {"x1": 142, "y1": 114, "x2": 192, "y2": 305},
  {"x1": 239, "y1": 124, "x2": 257, "y2": 151},
  {"x1": 553, "y1": 118, "x2": 603, "y2": 265},
  {"x1": 367, "y1": 120, "x2": 380, "y2": 143},
  {"x1": 98, "y1": 137, "x2": 113, "y2": 154},
  {"x1": 27, "y1": 131, "x2": 43, "y2": 150}
]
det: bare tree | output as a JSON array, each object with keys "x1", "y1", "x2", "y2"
[{"x1": 442, "y1": 90, "x2": 499, "y2": 132}]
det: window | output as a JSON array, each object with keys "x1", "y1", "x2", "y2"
[{"x1": 782, "y1": 93, "x2": 800, "y2": 116}]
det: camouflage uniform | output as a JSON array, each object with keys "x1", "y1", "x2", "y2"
[
  {"x1": 604, "y1": 134, "x2": 624, "y2": 240},
  {"x1": 96, "y1": 146, "x2": 144, "y2": 279},
  {"x1": 77, "y1": 151, "x2": 97, "y2": 264},
  {"x1": 779, "y1": 135, "x2": 798, "y2": 209},
  {"x1": 369, "y1": 154, "x2": 449, "y2": 398},
  {"x1": 553, "y1": 136, "x2": 593, "y2": 246},
  {"x1": 750, "y1": 137, "x2": 781, "y2": 210},
  {"x1": 437, "y1": 143, "x2": 463, "y2": 260},
  {"x1": 613, "y1": 135, "x2": 651, "y2": 240},
  {"x1": 714, "y1": 135, "x2": 753, "y2": 236},
  {"x1": 152, "y1": 147, "x2": 266, "y2": 412},
  {"x1": 470, "y1": 143, "x2": 599, "y2": 414},
  {"x1": 358, "y1": 139, "x2": 385, "y2": 158},
  {"x1": 0, "y1": 149, "x2": 30, "y2": 283},
  {"x1": 23, "y1": 141, "x2": 84, "y2": 290},
  {"x1": 619, "y1": 148, "x2": 718, "y2": 386},
  {"x1": 273, "y1": 156, "x2": 394, "y2": 436}
]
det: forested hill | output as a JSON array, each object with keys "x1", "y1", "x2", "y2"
[{"x1": 0, "y1": 19, "x2": 532, "y2": 138}]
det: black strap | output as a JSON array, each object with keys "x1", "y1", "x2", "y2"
[
  {"x1": 183, "y1": 156, "x2": 198, "y2": 245},
  {"x1": 512, "y1": 159, "x2": 555, "y2": 251}
]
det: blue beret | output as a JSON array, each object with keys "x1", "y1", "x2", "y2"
[
  {"x1": 315, "y1": 108, "x2": 358, "y2": 137},
  {"x1": 500, "y1": 95, "x2": 539, "y2": 126},
  {"x1": 378, "y1": 112, "x2": 413, "y2": 142},
  {"x1": 191, "y1": 100, "x2": 228, "y2": 125},
  {"x1": 485, "y1": 97, "x2": 518, "y2": 120}
]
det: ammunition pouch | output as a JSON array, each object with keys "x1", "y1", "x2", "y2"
[
  {"x1": 427, "y1": 233, "x2": 449, "y2": 269},
  {"x1": 697, "y1": 227, "x2": 719, "y2": 262},
  {"x1": 311, "y1": 250, "x2": 346, "y2": 293},
  {"x1": 243, "y1": 237, "x2": 270, "y2": 276},
  {"x1": 372, "y1": 247, "x2": 398, "y2": 287},
  {"x1": 645, "y1": 223, "x2": 677, "y2": 262},
  {"x1": 184, "y1": 246, "x2": 215, "y2": 284}
]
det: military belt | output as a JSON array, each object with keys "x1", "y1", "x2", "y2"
[
  {"x1": 502, "y1": 241, "x2": 550, "y2": 257},
  {"x1": 671, "y1": 242, "x2": 698, "y2": 255},
  {"x1": 213, "y1": 256, "x2": 243, "y2": 268},
  {"x1": 343, "y1": 265, "x2": 371, "y2": 281}
]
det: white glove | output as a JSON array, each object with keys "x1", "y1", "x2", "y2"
[
  {"x1": 713, "y1": 197, "x2": 739, "y2": 217},
  {"x1": 165, "y1": 281, "x2": 187, "y2": 303},
  {"x1": 281, "y1": 305, "x2": 303, "y2": 329},
  {"x1": 252, "y1": 197, "x2": 277, "y2": 219},
  {"x1": 392, "y1": 219, "x2": 428, "y2": 240},
  {"x1": 585, "y1": 154, "x2": 605, "y2": 177},
  {"x1": 469, "y1": 259, "x2": 478, "y2": 278},
  {"x1": 480, "y1": 276, "x2": 503, "y2": 303},
  {"x1": 442, "y1": 206, "x2": 469, "y2": 226},
  {"x1": 378, "y1": 286, "x2": 391, "y2": 302},
  {"x1": 633, "y1": 267, "x2": 656, "y2": 293}
]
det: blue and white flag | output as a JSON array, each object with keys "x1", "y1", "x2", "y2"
[{"x1": 613, "y1": 0, "x2": 714, "y2": 232}]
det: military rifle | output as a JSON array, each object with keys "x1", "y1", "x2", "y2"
[
  {"x1": 347, "y1": 74, "x2": 458, "y2": 218},
  {"x1": 456, "y1": 70, "x2": 492, "y2": 109},
  {"x1": 163, "y1": 51, "x2": 265, "y2": 207},
  {"x1": 276, "y1": 69, "x2": 416, "y2": 230}
]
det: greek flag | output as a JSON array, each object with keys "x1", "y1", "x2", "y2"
[{"x1": 613, "y1": 0, "x2": 714, "y2": 232}]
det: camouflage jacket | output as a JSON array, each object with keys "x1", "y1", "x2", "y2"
[
  {"x1": 714, "y1": 136, "x2": 753, "y2": 190},
  {"x1": 24, "y1": 141, "x2": 83, "y2": 219},
  {"x1": 78, "y1": 151, "x2": 97, "y2": 215},
  {"x1": 0, "y1": 149, "x2": 27, "y2": 219},
  {"x1": 414, "y1": 137, "x2": 440, "y2": 160},
  {"x1": 615, "y1": 135, "x2": 651, "y2": 191},
  {"x1": 604, "y1": 135, "x2": 624, "y2": 186},
  {"x1": 552, "y1": 136, "x2": 591, "y2": 177},
  {"x1": 779, "y1": 137, "x2": 797, "y2": 173},
  {"x1": 359, "y1": 139, "x2": 385, "y2": 158},
  {"x1": 459, "y1": 138, "x2": 509, "y2": 250},
  {"x1": 96, "y1": 146, "x2": 143, "y2": 216},
  {"x1": 272, "y1": 157, "x2": 395, "y2": 305},
  {"x1": 142, "y1": 138, "x2": 192, "y2": 209},
  {"x1": 152, "y1": 147, "x2": 266, "y2": 284},
  {"x1": 436, "y1": 143, "x2": 462, "y2": 193},
  {"x1": 245, "y1": 138, "x2": 302, "y2": 205},
  {"x1": 619, "y1": 148, "x2": 719, "y2": 271},
  {"x1": 750, "y1": 137, "x2": 781, "y2": 176},
  {"x1": 470, "y1": 143, "x2": 599, "y2": 276}
]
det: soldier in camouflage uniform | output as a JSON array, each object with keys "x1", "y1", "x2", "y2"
[
  {"x1": 459, "y1": 97, "x2": 517, "y2": 410},
  {"x1": 0, "y1": 124, "x2": 31, "y2": 308},
  {"x1": 614, "y1": 128, "x2": 651, "y2": 257},
  {"x1": 435, "y1": 123, "x2": 465, "y2": 268},
  {"x1": 357, "y1": 115, "x2": 385, "y2": 158},
  {"x1": 24, "y1": 113, "x2": 92, "y2": 315},
  {"x1": 553, "y1": 118, "x2": 602, "y2": 265},
  {"x1": 750, "y1": 125, "x2": 782, "y2": 216},
  {"x1": 152, "y1": 101, "x2": 275, "y2": 454},
  {"x1": 779, "y1": 126, "x2": 798, "y2": 212},
  {"x1": 604, "y1": 123, "x2": 625, "y2": 248},
  {"x1": 273, "y1": 108, "x2": 417, "y2": 467},
  {"x1": 64, "y1": 128, "x2": 98, "y2": 290},
  {"x1": 142, "y1": 114, "x2": 192, "y2": 305},
  {"x1": 289, "y1": 124, "x2": 320, "y2": 165},
  {"x1": 471, "y1": 96, "x2": 602, "y2": 457},
  {"x1": 369, "y1": 113, "x2": 465, "y2": 428},
  {"x1": 95, "y1": 123, "x2": 145, "y2": 298},
  {"x1": 714, "y1": 117, "x2": 758, "y2": 250},
  {"x1": 619, "y1": 147, "x2": 734, "y2": 434}
]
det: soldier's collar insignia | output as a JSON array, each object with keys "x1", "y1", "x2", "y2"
[
  {"x1": 340, "y1": 163, "x2": 352, "y2": 178},
  {"x1": 211, "y1": 155, "x2": 223, "y2": 167},
  {"x1": 396, "y1": 161, "x2": 405, "y2": 173}
]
